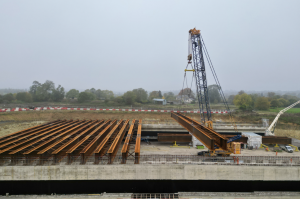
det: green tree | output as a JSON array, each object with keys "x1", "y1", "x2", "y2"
[
  {"x1": 132, "y1": 88, "x2": 148, "y2": 103},
  {"x1": 270, "y1": 99, "x2": 280, "y2": 108},
  {"x1": 16, "y1": 92, "x2": 32, "y2": 102},
  {"x1": 29, "y1": 80, "x2": 55, "y2": 102},
  {"x1": 87, "y1": 92, "x2": 96, "y2": 100},
  {"x1": 227, "y1": 95, "x2": 235, "y2": 104},
  {"x1": 78, "y1": 92, "x2": 90, "y2": 103},
  {"x1": 208, "y1": 85, "x2": 221, "y2": 103},
  {"x1": 114, "y1": 96, "x2": 124, "y2": 104},
  {"x1": 0, "y1": 95, "x2": 3, "y2": 103},
  {"x1": 255, "y1": 97, "x2": 270, "y2": 110},
  {"x1": 101, "y1": 90, "x2": 114, "y2": 100},
  {"x1": 164, "y1": 92, "x2": 175, "y2": 101},
  {"x1": 249, "y1": 94, "x2": 259, "y2": 108},
  {"x1": 278, "y1": 98, "x2": 289, "y2": 107},
  {"x1": 158, "y1": 90, "x2": 162, "y2": 98},
  {"x1": 51, "y1": 85, "x2": 65, "y2": 102},
  {"x1": 233, "y1": 93, "x2": 252, "y2": 110},
  {"x1": 3, "y1": 93, "x2": 14, "y2": 103},
  {"x1": 149, "y1": 91, "x2": 160, "y2": 100},
  {"x1": 94, "y1": 89, "x2": 102, "y2": 99},
  {"x1": 267, "y1": 92, "x2": 276, "y2": 99},
  {"x1": 66, "y1": 89, "x2": 79, "y2": 99},
  {"x1": 123, "y1": 91, "x2": 136, "y2": 105},
  {"x1": 238, "y1": 90, "x2": 245, "y2": 95}
]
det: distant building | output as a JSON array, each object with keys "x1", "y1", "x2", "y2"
[
  {"x1": 176, "y1": 95, "x2": 194, "y2": 103},
  {"x1": 153, "y1": 98, "x2": 167, "y2": 105}
]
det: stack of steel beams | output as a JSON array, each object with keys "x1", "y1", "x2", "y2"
[{"x1": 0, "y1": 119, "x2": 142, "y2": 165}]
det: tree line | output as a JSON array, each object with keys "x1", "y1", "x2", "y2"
[
  {"x1": 0, "y1": 80, "x2": 177, "y2": 105},
  {"x1": 228, "y1": 91, "x2": 300, "y2": 111}
]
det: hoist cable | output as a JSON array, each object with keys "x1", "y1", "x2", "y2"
[{"x1": 200, "y1": 34, "x2": 238, "y2": 132}]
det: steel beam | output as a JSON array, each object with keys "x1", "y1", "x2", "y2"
[
  {"x1": 22, "y1": 120, "x2": 89, "y2": 155},
  {"x1": 171, "y1": 113, "x2": 228, "y2": 150},
  {"x1": 9, "y1": 120, "x2": 81, "y2": 155},
  {"x1": 157, "y1": 133, "x2": 192, "y2": 142},
  {"x1": 94, "y1": 120, "x2": 123, "y2": 164},
  {"x1": 80, "y1": 120, "x2": 117, "y2": 155},
  {"x1": 0, "y1": 120, "x2": 73, "y2": 154},
  {"x1": 0, "y1": 120, "x2": 64, "y2": 147},
  {"x1": 121, "y1": 119, "x2": 136, "y2": 164},
  {"x1": 107, "y1": 120, "x2": 129, "y2": 164},
  {"x1": 134, "y1": 119, "x2": 142, "y2": 164},
  {"x1": 0, "y1": 120, "x2": 61, "y2": 143},
  {"x1": 171, "y1": 113, "x2": 215, "y2": 150},
  {"x1": 262, "y1": 136, "x2": 292, "y2": 144},
  {"x1": 66, "y1": 120, "x2": 111, "y2": 155},
  {"x1": 50, "y1": 120, "x2": 104, "y2": 155},
  {"x1": 36, "y1": 120, "x2": 96, "y2": 155},
  {"x1": 224, "y1": 135, "x2": 292, "y2": 145}
]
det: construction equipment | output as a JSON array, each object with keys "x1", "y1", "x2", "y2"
[
  {"x1": 266, "y1": 100, "x2": 300, "y2": 136},
  {"x1": 186, "y1": 28, "x2": 237, "y2": 132},
  {"x1": 178, "y1": 28, "x2": 239, "y2": 155}
]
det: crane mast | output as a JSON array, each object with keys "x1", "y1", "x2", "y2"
[{"x1": 188, "y1": 28, "x2": 211, "y2": 124}]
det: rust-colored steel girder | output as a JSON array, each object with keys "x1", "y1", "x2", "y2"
[
  {"x1": 157, "y1": 133, "x2": 192, "y2": 142},
  {"x1": 94, "y1": 120, "x2": 124, "y2": 163},
  {"x1": 36, "y1": 120, "x2": 96, "y2": 155},
  {"x1": 224, "y1": 135, "x2": 292, "y2": 145},
  {"x1": 0, "y1": 120, "x2": 64, "y2": 147},
  {"x1": 171, "y1": 112, "x2": 228, "y2": 150},
  {"x1": 0, "y1": 120, "x2": 61, "y2": 144},
  {"x1": 108, "y1": 120, "x2": 130, "y2": 164},
  {"x1": 67, "y1": 120, "x2": 111, "y2": 155},
  {"x1": 77, "y1": 120, "x2": 117, "y2": 165},
  {"x1": 121, "y1": 119, "x2": 136, "y2": 164},
  {"x1": 0, "y1": 120, "x2": 73, "y2": 154},
  {"x1": 80, "y1": 120, "x2": 117, "y2": 155},
  {"x1": 134, "y1": 119, "x2": 142, "y2": 164},
  {"x1": 262, "y1": 136, "x2": 292, "y2": 144},
  {"x1": 23, "y1": 120, "x2": 89, "y2": 155},
  {"x1": 9, "y1": 120, "x2": 81, "y2": 155},
  {"x1": 50, "y1": 120, "x2": 104, "y2": 155}
]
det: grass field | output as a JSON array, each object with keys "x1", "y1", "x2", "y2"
[{"x1": 269, "y1": 108, "x2": 300, "y2": 113}]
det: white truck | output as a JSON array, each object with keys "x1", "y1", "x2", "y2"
[{"x1": 279, "y1": 145, "x2": 294, "y2": 153}]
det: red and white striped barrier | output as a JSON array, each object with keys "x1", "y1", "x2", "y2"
[{"x1": 0, "y1": 107, "x2": 228, "y2": 114}]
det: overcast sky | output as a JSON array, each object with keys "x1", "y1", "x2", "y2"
[{"x1": 0, "y1": 0, "x2": 299, "y2": 92}]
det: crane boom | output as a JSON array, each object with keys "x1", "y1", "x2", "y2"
[
  {"x1": 188, "y1": 28, "x2": 211, "y2": 124},
  {"x1": 266, "y1": 100, "x2": 300, "y2": 136}
]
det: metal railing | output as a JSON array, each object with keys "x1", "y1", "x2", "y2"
[{"x1": 1, "y1": 155, "x2": 300, "y2": 166}]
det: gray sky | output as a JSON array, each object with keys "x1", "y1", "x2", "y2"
[{"x1": 0, "y1": 0, "x2": 299, "y2": 92}]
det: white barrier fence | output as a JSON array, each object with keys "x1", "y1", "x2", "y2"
[{"x1": 0, "y1": 107, "x2": 229, "y2": 114}]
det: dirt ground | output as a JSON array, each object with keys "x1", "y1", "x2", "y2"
[{"x1": 0, "y1": 121, "x2": 46, "y2": 138}]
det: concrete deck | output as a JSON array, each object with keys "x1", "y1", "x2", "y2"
[{"x1": 1, "y1": 164, "x2": 299, "y2": 181}]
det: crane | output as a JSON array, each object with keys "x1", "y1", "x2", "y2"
[
  {"x1": 186, "y1": 28, "x2": 237, "y2": 131},
  {"x1": 266, "y1": 100, "x2": 300, "y2": 136},
  {"x1": 187, "y1": 28, "x2": 211, "y2": 127}
]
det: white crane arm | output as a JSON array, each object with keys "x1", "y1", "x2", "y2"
[{"x1": 267, "y1": 100, "x2": 300, "y2": 134}]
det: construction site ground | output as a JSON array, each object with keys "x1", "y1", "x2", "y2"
[{"x1": 141, "y1": 141, "x2": 300, "y2": 156}]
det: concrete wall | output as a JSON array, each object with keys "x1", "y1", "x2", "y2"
[{"x1": 0, "y1": 165, "x2": 299, "y2": 181}]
